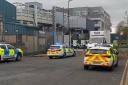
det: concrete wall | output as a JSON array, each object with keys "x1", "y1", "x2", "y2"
[
  {"x1": 4, "y1": 35, "x2": 46, "y2": 54},
  {"x1": 5, "y1": 35, "x2": 16, "y2": 43}
]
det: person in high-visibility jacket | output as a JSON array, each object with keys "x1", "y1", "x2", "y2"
[{"x1": 0, "y1": 44, "x2": 23, "y2": 61}]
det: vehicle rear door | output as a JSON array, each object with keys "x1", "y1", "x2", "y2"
[
  {"x1": 7, "y1": 45, "x2": 15, "y2": 58},
  {"x1": 0, "y1": 45, "x2": 8, "y2": 59},
  {"x1": 65, "y1": 47, "x2": 70, "y2": 56}
]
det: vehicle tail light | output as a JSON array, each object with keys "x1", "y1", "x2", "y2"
[{"x1": 48, "y1": 49, "x2": 51, "y2": 51}]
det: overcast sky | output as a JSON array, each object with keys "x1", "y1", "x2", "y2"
[{"x1": 7, "y1": 0, "x2": 128, "y2": 33}]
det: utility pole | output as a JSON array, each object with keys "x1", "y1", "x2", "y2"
[
  {"x1": 67, "y1": 0, "x2": 72, "y2": 47},
  {"x1": 53, "y1": 6, "x2": 57, "y2": 44},
  {"x1": 62, "y1": 7, "x2": 65, "y2": 44}
]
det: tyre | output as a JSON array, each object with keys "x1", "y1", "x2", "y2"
[
  {"x1": 0, "y1": 56, "x2": 2, "y2": 62},
  {"x1": 108, "y1": 61, "x2": 114, "y2": 71},
  {"x1": 115, "y1": 60, "x2": 118, "y2": 67},
  {"x1": 49, "y1": 56, "x2": 53, "y2": 59},
  {"x1": 84, "y1": 65, "x2": 89, "y2": 70}
]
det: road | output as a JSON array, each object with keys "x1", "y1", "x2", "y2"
[{"x1": 0, "y1": 55, "x2": 127, "y2": 85}]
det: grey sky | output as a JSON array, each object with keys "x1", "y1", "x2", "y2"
[{"x1": 7, "y1": 0, "x2": 128, "y2": 33}]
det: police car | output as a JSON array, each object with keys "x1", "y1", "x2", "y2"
[
  {"x1": 0, "y1": 44, "x2": 23, "y2": 62},
  {"x1": 86, "y1": 43, "x2": 98, "y2": 49},
  {"x1": 84, "y1": 46, "x2": 118, "y2": 71},
  {"x1": 47, "y1": 44, "x2": 76, "y2": 59}
]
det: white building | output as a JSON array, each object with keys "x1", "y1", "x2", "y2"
[
  {"x1": 69, "y1": 7, "x2": 111, "y2": 43},
  {"x1": 54, "y1": 7, "x2": 87, "y2": 29},
  {"x1": 70, "y1": 16, "x2": 86, "y2": 29},
  {"x1": 13, "y1": 2, "x2": 52, "y2": 26}
]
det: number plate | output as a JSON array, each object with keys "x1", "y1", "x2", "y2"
[{"x1": 93, "y1": 61, "x2": 102, "y2": 64}]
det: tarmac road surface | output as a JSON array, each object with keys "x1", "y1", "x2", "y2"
[{"x1": 0, "y1": 55, "x2": 127, "y2": 85}]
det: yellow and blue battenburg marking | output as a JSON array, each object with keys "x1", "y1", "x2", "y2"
[{"x1": 0, "y1": 48, "x2": 23, "y2": 59}]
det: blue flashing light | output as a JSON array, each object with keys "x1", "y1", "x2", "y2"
[{"x1": 55, "y1": 42, "x2": 62, "y2": 45}]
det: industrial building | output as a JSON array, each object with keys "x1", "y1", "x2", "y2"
[
  {"x1": 68, "y1": 7, "x2": 111, "y2": 43},
  {"x1": 13, "y1": 2, "x2": 52, "y2": 26},
  {"x1": 0, "y1": 0, "x2": 48, "y2": 54},
  {"x1": 54, "y1": 7, "x2": 111, "y2": 46}
]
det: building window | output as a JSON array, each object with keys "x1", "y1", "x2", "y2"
[{"x1": 29, "y1": 5, "x2": 34, "y2": 8}]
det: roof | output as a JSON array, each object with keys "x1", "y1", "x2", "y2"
[
  {"x1": 50, "y1": 45, "x2": 64, "y2": 47},
  {"x1": 0, "y1": 43, "x2": 10, "y2": 45}
]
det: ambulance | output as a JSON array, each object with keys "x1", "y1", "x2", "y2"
[{"x1": 84, "y1": 46, "x2": 118, "y2": 71}]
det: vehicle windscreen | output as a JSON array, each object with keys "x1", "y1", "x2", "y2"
[
  {"x1": 50, "y1": 46, "x2": 60, "y2": 49},
  {"x1": 102, "y1": 44, "x2": 111, "y2": 47},
  {"x1": 0, "y1": 45, "x2": 6, "y2": 49},
  {"x1": 90, "y1": 49, "x2": 107, "y2": 54}
]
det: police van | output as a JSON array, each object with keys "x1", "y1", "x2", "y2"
[
  {"x1": 47, "y1": 44, "x2": 76, "y2": 59},
  {"x1": 0, "y1": 44, "x2": 23, "y2": 62},
  {"x1": 84, "y1": 46, "x2": 118, "y2": 71}
]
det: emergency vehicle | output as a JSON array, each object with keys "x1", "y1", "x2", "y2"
[
  {"x1": 47, "y1": 45, "x2": 76, "y2": 59},
  {"x1": 84, "y1": 46, "x2": 118, "y2": 71},
  {"x1": 0, "y1": 44, "x2": 23, "y2": 62}
]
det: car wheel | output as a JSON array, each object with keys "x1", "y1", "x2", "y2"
[
  {"x1": 84, "y1": 65, "x2": 89, "y2": 70},
  {"x1": 115, "y1": 60, "x2": 118, "y2": 67},
  {"x1": 108, "y1": 61, "x2": 114, "y2": 71},
  {"x1": 49, "y1": 56, "x2": 53, "y2": 59},
  {"x1": 0, "y1": 56, "x2": 2, "y2": 62}
]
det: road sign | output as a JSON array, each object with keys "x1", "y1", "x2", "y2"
[
  {"x1": 81, "y1": 40, "x2": 86, "y2": 46},
  {"x1": 73, "y1": 40, "x2": 78, "y2": 46},
  {"x1": 90, "y1": 31, "x2": 105, "y2": 38}
]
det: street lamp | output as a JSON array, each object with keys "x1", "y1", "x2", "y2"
[
  {"x1": 16, "y1": 29, "x2": 19, "y2": 46},
  {"x1": 67, "y1": 0, "x2": 73, "y2": 47}
]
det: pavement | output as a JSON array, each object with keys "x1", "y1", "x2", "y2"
[
  {"x1": 120, "y1": 60, "x2": 128, "y2": 85},
  {"x1": 0, "y1": 54, "x2": 127, "y2": 85},
  {"x1": 126, "y1": 63, "x2": 128, "y2": 85},
  {"x1": 33, "y1": 54, "x2": 47, "y2": 57}
]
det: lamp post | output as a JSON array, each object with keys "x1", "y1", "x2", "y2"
[
  {"x1": 16, "y1": 29, "x2": 19, "y2": 47},
  {"x1": 68, "y1": 0, "x2": 73, "y2": 46},
  {"x1": 53, "y1": 6, "x2": 57, "y2": 44}
]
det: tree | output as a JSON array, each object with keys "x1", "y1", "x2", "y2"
[{"x1": 116, "y1": 21, "x2": 128, "y2": 46}]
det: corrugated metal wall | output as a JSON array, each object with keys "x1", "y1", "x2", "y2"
[
  {"x1": 0, "y1": 0, "x2": 16, "y2": 22},
  {"x1": 4, "y1": 23, "x2": 38, "y2": 35},
  {"x1": 0, "y1": 0, "x2": 38, "y2": 36},
  {"x1": 0, "y1": 0, "x2": 47, "y2": 54}
]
